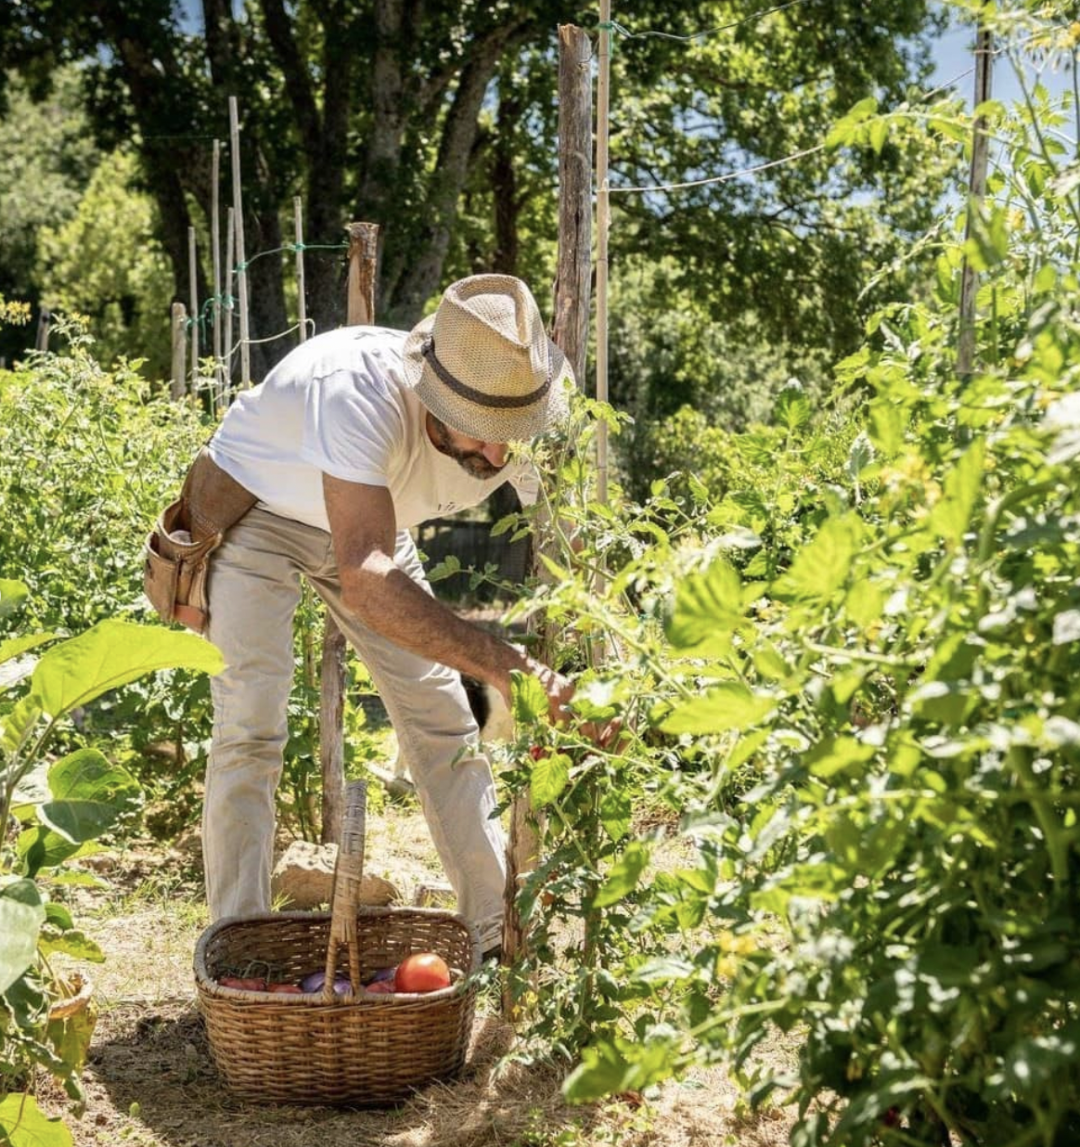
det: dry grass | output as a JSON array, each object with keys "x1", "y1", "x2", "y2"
[{"x1": 35, "y1": 802, "x2": 797, "y2": 1147}]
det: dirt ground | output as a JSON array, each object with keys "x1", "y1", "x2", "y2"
[{"x1": 35, "y1": 800, "x2": 796, "y2": 1147}]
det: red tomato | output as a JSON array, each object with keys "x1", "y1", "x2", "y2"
[
  {"x1": 218, "y1": 976, "x2": 267, "y2": 991},
  {"x1": 267, "y1": 982, "x2": 303, "y2": 994},
  {"x1": 364, "y1": 980, "x2": 396, "y2": 994},
  {"x1": 394, "y1": 952, "x2": 451, "y2": 993}
]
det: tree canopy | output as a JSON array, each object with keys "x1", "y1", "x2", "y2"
[{"x1": 1, "y1": 1, "x2": 957, "y2": 394}]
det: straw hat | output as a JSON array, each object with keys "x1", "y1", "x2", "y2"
[{"x1": 401, "y1": 274, "x2": 574, "y2": 442}]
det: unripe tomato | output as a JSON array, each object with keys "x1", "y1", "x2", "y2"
[{"x1": 394, "y1": 952, "x2": 451, "y2": 993}]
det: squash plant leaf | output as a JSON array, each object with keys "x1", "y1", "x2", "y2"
[
  {"x1": 0, "y1": 1092, "x2": 74, "y2": 1147},
  {"x1": 38, "y1": 749, "x2": 141, "y2": 845},
  {"x1": 0, "y1": 879, "x2": 46, "y2": 996},
  {"x1": 31, "y1": 620, "x2": 224, "y2": 719}
]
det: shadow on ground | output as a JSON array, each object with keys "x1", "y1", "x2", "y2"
[{"x1": 79, "y1": 999, "x2": 606, "y2": 1147}]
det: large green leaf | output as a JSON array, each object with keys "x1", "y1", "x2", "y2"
[
  {"x1": 0, "y1": 1093, "x2": 73, "y2": 1147},
  {"x1": 30, "y1": 619, "x2": 223, "y2": 718},
  {"x1": 0, "y1": 879, "x2": 46, "y2": 996},
  {"x1": 16, "y1": 826, "x2": 89, "y2": 877},
  {"x1": 38, "y1": 748, "x2": 140, "y2": 844},
  {"x1": 666, "y1": 558, "x2": 743, "y2": 657},
  {"x1": 661, "y1": 682, "x2": 778, "y2": 735},
  {"x1": 0, "y1": 633, "x2": 55, "y2": 669}
]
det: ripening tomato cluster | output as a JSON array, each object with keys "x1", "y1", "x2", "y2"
[{"x1": 215, "y1": 951, "x2": 452, "y2": 995}]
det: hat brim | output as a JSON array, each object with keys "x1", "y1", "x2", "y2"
[{"x1": 402, "y1": 315, "x2": 573, "y2": 443}]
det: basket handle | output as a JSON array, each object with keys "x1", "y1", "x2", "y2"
[{"x1": 322, "y1": 779, "x2": 366, "y2": 1002}]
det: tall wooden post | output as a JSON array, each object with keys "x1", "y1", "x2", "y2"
[
  {"x1": 320, "y1": 221, "x2": 380, "y2": 846},
  {"x1": 594, "y1": 0, "x2": 612, "y2": 503},
  {"x1": 552, "y1": 24, "x2": 594, "y2": 385},
  {"x1": 35, "y1": 308, "x2": 51, "y2": 353},
  {"x1": 170, "y1": 302, "x2": 188, "y2": 400},
  {"x1": 223, "y1": 206, "x2": 236, "y2": 404},
  {"x1": 211, "y1": 139, "x2": 224, "y2": 408},
  {"x1": 294, "y1": 197, "x2": 308, "y2": 344},
  {"x1": 501, "y1": 24, "x2": 594, "y2": 1008},
  {"x1": 188, "y1": 226, "x2": 200, "y2": 395},
  {"x1": 957, "y1": 23, "x2": 993, "y2": 380},
  {"x1": 229, "y1": 96, "x2": 251, "y2": 387}
]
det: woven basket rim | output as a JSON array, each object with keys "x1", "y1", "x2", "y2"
[{"x1": 193, "y1": 904, "x2": 482, "y2": 1003}]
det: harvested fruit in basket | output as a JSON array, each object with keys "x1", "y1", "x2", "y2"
[
  {"x1": 218, "y1": 976, "x2": 268, "y2": 991},
  {"x1": 299, "y1": 970, "x2": 353, "y2": 995},
  {"x1": 364, "y1": 979, "x2": 396, "y2": 994},
  {"x1": 267, "y1": 982, "x2": 304, "y2": 994},
  {"x1": 394, "y1": 952, "x2": 451, "y2": 992}
]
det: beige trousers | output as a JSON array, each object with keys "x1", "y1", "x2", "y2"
[{"x1": 202, "y1": 507, "x2": 507, "y2": 950}]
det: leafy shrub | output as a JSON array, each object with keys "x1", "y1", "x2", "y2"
[{"x1": 499, "y1": 15, "x2": 1080, "y2": 1146}]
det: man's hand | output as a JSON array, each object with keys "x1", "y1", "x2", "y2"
[{"x1": 526, "y1": 659, "x2": 624, "y2": 749}]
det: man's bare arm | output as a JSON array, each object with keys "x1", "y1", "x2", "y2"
[{"x1": 323, "y1": 474, "x2": 571, "y2": 718}]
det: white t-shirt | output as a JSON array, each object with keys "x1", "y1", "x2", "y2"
[{"x1": 208, "y1": 326, "x2": 539, "y2": 533}]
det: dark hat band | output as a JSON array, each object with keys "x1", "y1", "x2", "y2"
[{"x1": 422, "y1": 338, "x2": 552, "y2": 410}]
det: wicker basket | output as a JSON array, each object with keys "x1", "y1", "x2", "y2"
[{"x1": 194, "y1": 780, "x2": 480, "y2": 1105}]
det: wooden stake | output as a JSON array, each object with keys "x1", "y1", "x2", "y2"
[
  {"x1": 223, "y1": 206, "x2": 236, "y2": 404},
  {"x1": 35, "y1": 307, "x2": 51, "y2": 353},
  {"x1": 188, "y1": 226, "x2": 199, "y2": 395},
  {"x1": 211, "y1": 139, "x2": 223, "y2": 407},
  {"x1": 294, "y1": 197, "x2": 308, "y2": 344},
  {"x1": 345, "y1": 222, "x2": 379, "y2": 324},
  {"x1": 552, "y1": 24, "x2": 594, "y2": 384},
  {"x1": 501, "y1": 23, "x2": 595, "y2": 1010},
  {"x1": 229, "y1": 96, "x2": 251, "y2": 387},
  {"x1": 319, "y1": 220, "x2": 381, "y2": 846},
  {"x1": 170, "y1": 301, "x2": 187, "y2": 400},
  {"x1": 957, "y1": 23, "x2": 993, "y2": 380},
  {"x1": 595, "y1": 0, "x2": 611, "y2": 503}
]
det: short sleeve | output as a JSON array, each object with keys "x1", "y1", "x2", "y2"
[{"x1": 297, "y1": 367, "x2": 405, "y2": 488}]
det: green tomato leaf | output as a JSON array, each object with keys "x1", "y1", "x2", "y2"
[
  {"x1": 0, "y1": 579, "x2": 28, "y2": 621},
  {"x1": 510, "y1": 671, "x2": 549, "y2": 726},
  {"x1": 666, "y1": 558, "x2": 743, "y2": 657},
  {"x1": 661, "y1": 682, "x2": 778, "y2": 735},
  {"x1": 530, "y1": 751, "x2": 570, "y2": 810},
  {"x1": 0, "y1": 879, "x2": 46, "y2": 996},
  {"x1": 774, "y1": 514, "x2": 862, "y2": 603},
  {"x1": 31, "y1": 619, "x2": 224, "y2": 719},
  {"x1": 563, "y1": 1033, "x2": 678, "y2": 1102},
  {"x1": 599, "y1": 789, "x2": 632, "y2": 843},
  {"x1": 594, "y1": 842, "x2": 650, "y2": 908},
  {"x1": 930, "y1": 440, "x2": 986, "y2": 545}
]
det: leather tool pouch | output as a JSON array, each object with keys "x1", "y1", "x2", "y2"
[{"x1": 144, "y1": 447, "x2": 258, "y2": 633}]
